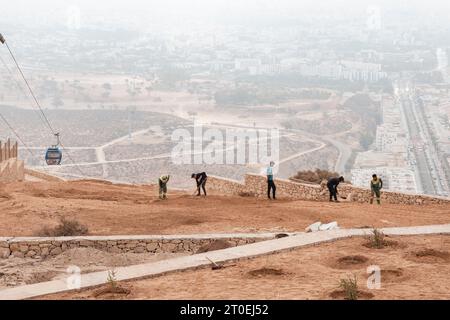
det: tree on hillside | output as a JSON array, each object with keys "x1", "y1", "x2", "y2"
[{"x1": 291, "y1": 169, "x2": 340, "y2": 184}]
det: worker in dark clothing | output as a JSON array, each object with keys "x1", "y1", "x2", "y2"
[
  {"x1": 192, "y1": 172, "x2": 208, "y2": 196},
  {"x1": 327, "y1": 176, "x2": 344, "y2": 202},
  {"x1": 267, "y1": 161, "x2": 276, "y2": 199},
  {"x1": 158, "y1": 175, "x2": 170, "y2": 200},
  {"x1": 370, "y1": 174, "x2": 383, "y2": 205}
]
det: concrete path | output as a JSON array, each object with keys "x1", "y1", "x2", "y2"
[{"x1": 1, "y1": 224, "x2": 449, "y2": 300}]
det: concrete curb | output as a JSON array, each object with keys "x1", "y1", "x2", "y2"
[{"x1": 0, "y1": 232, "x2": 297, "y2": 243}]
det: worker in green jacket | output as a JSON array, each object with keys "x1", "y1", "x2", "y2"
[
  {"x1": 370, "y1": 174, "x2": 383, "y2": 205},
  {"x1": 158, "y1": 175, "x2": 170, "y2": 200}
]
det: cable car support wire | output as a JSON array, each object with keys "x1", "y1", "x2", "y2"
[{"x1": 0, "y1": 33, "x2": 85, "y2": 176}]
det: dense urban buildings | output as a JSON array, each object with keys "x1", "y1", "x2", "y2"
[{"x1": 1, "y1": 1, "x2": 450, "y2": 196}]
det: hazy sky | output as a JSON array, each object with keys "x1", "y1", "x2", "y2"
[{"x1": 1, "y1": 0, "x2": 449, "y2": 29}]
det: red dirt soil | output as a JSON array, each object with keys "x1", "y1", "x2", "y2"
[
  {"x1": 39, "y1": 235, "x2": 450, "y2": 300},
  {"x1": 0, "y1": 180, "x2": 449, "y2": 237}
]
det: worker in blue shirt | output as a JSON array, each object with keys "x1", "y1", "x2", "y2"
[{"x1": 267, "y1": 161, "x2": 277, "y2": 200}]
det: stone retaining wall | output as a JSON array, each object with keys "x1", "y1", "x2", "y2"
[
  {"x1": 207, "y1": 176, "x2": 246, "y2": 195},
  {"x1": 0, "y1": 234, "x2": 278, "y2": 259},
  {"x1": 208, "y1": 174, "x2": 450, "y2": 205}
]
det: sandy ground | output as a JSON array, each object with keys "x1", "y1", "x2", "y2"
[
  {"x1": 0, "y1": 180, "x2": 449, "y2": 237},
  {"x1": 0, "y1": 247, "x2": 186, "y2": 289},
  {"x1": 40, "y1": 235, "x2": 450, "y2": 300}
]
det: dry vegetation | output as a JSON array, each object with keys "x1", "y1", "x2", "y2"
[
  {"x1": 365, "y1": 229, "x2": 387, "y2": 249},
  {"x1": 291, "y1": 169, "x2": 339, "y2": 184},
  {"x1": 364, "y1": 229, "x2": 399, "y2": 249},
  {"x1": 36, "y1": 217, "x2": 89, "y2": 237},
  {"x1": 330, "y1": 275, "x2": 374, "y2": 300},
  {"x1": 338, "y1": 275, "x2": 359, "y2": 300},
  {"x1": 93, "y1": 270, "x2": 131, "y2": 299}
]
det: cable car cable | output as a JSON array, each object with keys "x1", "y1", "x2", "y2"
[
  {"x1": 1, "y1": 34, "x2": 85, "y2": 175},
  {"x1": 0, "y1": 53, "x2": 49, "y2": 126},
  {"x1": 3, "y1": 40, "x2": 57, "y2": 135}
]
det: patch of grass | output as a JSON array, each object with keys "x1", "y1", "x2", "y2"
[
  {"x1": 338, "y1": 275, "x2": 359, "y2": 300},
  {"x1": 36, "y1": 217, "x2": 88, "y2": 237}
]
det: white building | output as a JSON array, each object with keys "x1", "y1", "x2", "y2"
[
  {"x1": 340, "y1": 60, "x2": 387, "y2": 82},
  {"x1": 234, "y1": 58, "x2": 262, "y2": 74},
  {"x1": 351, "y1": 97, "x2": 418, "y2": 194},
  {"x1": 351, "y1": 167, "x2": 417, "y2": 194},
  {"x1": 295, "y1": 60, "x2": 387, "y2": 83}
]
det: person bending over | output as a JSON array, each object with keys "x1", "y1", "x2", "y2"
[
  {"x1": 192, "y1": 172, "x2": 208, "y2": 196},
  {"x1": 327, "y1": 176, "x2": 344, "y2": 202}
]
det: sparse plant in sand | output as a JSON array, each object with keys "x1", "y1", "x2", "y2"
[
  {"x1": 107, "y1": 269, "x2": 118, "y2": 289},
  {"x1": 365, "y1": 229, "x2": 387, "y2": 249},
  {"x1": 36, "y1": 217, "x2": 88, "y2": 237},
  {"x1": 93, "y1": 269, "x2": 130, "y2": 297},
  {"x1": 338, "y1": 275, "x2": 359, "y2": 300}
]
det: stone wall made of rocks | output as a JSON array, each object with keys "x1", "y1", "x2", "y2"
[
  {"x1": 209, "y1": 173, "x2": 450, "y2": 205},
  {"x1": 0, "y1": 235, "x2": 271, "y2": 260},
  {"x1": 207, "y1": 175, "x2": 247, "y2": 196}
]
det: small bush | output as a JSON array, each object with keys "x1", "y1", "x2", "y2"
[
  {"x1": 36, "y1": 217, "x2": 88, "y2": 237},
  {"x1": 291, "y1": 169, "x2": 339, "y2": 184},
  {"x1": 107, "y1": 269, "x2": 118, "y2": 289},
  {"x1": 339, "y1": 275, "x2": 359, "y2": 300},
  {"x1": 366, "y1": 229, "x2": 386, "y2": 249},
  {"x1": 93, "y1": 269, "x2": 130, "y2": 297}
]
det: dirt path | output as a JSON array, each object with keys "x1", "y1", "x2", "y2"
[{"x1": 0, "y1": 180, "x2": 449, "y2": 237}]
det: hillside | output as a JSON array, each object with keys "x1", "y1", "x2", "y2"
[{"x1": 1, "y1": 179, "x2": 449, "y2": 237}]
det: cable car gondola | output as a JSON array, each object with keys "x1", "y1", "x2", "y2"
[{"x1": 45, "y1": 133, "x2": 62, "y2": 165}]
